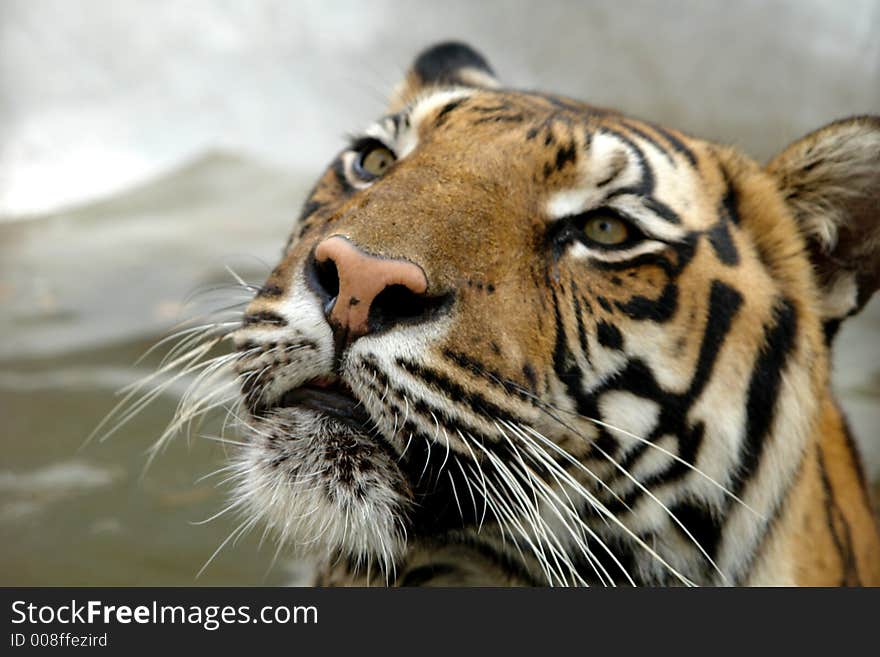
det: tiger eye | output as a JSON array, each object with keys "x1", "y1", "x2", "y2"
[
  {"x1": 358, "y1": 146, "x2": 396, "y2": 177},
  {"x1": 583, "y1": 215, "x2": 630, "y2": 246}
]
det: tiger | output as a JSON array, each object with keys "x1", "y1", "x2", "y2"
[{"x1": 228, "y1": 41, "x2": 880, "y2": 586}]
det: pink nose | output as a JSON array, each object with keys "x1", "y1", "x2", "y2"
[{"x1": 314, "y1": 236, "x2": 428, "y2": 340}]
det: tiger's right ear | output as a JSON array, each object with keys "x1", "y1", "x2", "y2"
[
  {"x1": 388, "y1": 41, "x2": 500, "y2": 113},
  {"x1": 766, "y1": 116, "x2": 880, "y2": 339}
]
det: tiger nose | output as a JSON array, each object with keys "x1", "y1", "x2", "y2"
[{"x1": 312, "y1": 235, "x2": 429, "y2": 342}]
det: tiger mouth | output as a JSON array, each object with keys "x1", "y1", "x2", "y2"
[{"x1": 272, "y1": 376, "x2": 373, "y2": 433}]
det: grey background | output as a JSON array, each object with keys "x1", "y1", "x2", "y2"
[
  {"x1": 0, "y1": 0, "x2": 877, "y2": 585},
  {"x1": 3, "y1": 0, "x2": 879, "y2": 216}
]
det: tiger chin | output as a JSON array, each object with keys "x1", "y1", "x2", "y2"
[{"x1": 229, "y1": 42, "x2": 880, "y2": 586}]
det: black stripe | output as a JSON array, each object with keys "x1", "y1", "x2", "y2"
[
  {"x1": 418, "y1": 534, "x2": 546, "y2": 586},
  {"x1": 522, "y1": 363, "x2": 538, "y2": 391},
  {"x1": 667, "y1": 501, "x2": 724, "y2": 569},
  {"x1": 355, "y1": 368, "x2": 482, "y2": 531},
  {"x1": 395, "y1": 358, "x2": 519, "y2": 424},
  {"x1": 530, "y1": 91, "x2": 590, "y2": 114},
  {"x1": 441, "y1": 349, "x2": 535, "y2": 402},
  {"x1": 551, "y1": 287, "x2": 586, "y2": 408},
  {"x1": 818, "y1": 447, "x2": 861, "y2": 585},
  {"x1": 572, "y1": 292, "x2": 593, "y2": 365},
  {"x1": 257, "y1": 284, "x2": 284, "y2": 298},
  {"x1": 706, "y1": 171, "x2": 742, "y2": 265},
  {"x1": 470, "y1": 103, "x2": 513, "y2": 114},
  {"x1": 472, "y1": 112, "x2": 526, "y2": 125},
  {"x1": 387, "y1": 113, "x2": 402, "y2": 137},
  {"x1": 399, "y1": 563, "x2": 459, "y2": 586},
  {"x1": 648, "y1": 122, "x2": 699, "y2": 167},
  {"x1": 615, "y1": 282, "x2": 678, "y2": 322},
  {"x1": 642, "y1": 197, "x2": 682, "y2": 225},
  {"x1": 730, "y1": 298, "x2": 798, "y2": 499},
  {"x1": 242, "y1": 310, "x2": 287, "y2": 327},
  {"x1": 554, "y1": 140, "x2": 578, "y2": 171},
  {"x1": 298, "y1": 199, "x2": 324, "y2": 221},
  {"x1": 823, "y1": 318, "x2": 843, "y2": 343},
  {"x1": 595, "y1": 157, "x2": 627, "y2": 188},
  {"x1": 331, "y1": 159, "x2": 351, "y2": 192},
  {"x1": 621, "y1": 120, "x2": 677, "y2": 167},
  {"x1": 605, "y1": 282, "x2": 742, "y2": 510},
  {"x1": 596, "y1": 321, "x2": 624, "y2": 350},
  {"x1": 598, "y1": 128, "x2": 655, "y2": 197},
  {"x1": 685, "y1": 281, "x2": 743, "y2": 398},
  {"x1": 718, "y1": 163, "x2": 741, "y2": 225},
  {"x1": 434, "y1": 99, "x2": 464, "y2": 128},
  {"x1": 360, "y1": 356, "x2": 546, "y2": 488},
  {"x1": 608, "y1": 227, "x2": 696, "y2": 323},
  {"x1": 707, "y1": 221, "x2": 740, "y2": 266},
  {"x1": 546, "y1": 280, "x2": 754, "y2": 580}
]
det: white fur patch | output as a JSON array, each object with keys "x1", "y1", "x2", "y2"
[
  {"x1": 564, "y1": 238, "x2": 668, "y2": 263},
  {"x1": 409, "y1": 88, "x2": 473, "y2": 140},
  {"x1": 455, "y1": 67, "x2": 500, "y2": 89},
  {"x1": 630, "y1": 434, "x2": 678, "y2": 481},
  {"x1": 232, "y1": 410, "x2": 409, "y2": 576},
  {"x1": 598, "y1": 391, "x2": 660, "y2": 450},
  {"x1": 819, "y1": 272, "x2": 858, "y2": 320},
  {"x1": 546, "y1": 188, "x2": 599, "y2": 219}
]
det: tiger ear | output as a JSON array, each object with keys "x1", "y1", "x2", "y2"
[
  {"x1": 388, "y1": 41, "x2": 499, "y2": 112},
  {"x1": 766, "y1": 116, "x2": 880, "y2": 338}
]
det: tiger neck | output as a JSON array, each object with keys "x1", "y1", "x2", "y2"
[
  {"x1": 744, "y1": 395, "x2": 880, "y2": 586},
  {"x1": 588, "y1": 381, "x2": 824, "y2": 586}
]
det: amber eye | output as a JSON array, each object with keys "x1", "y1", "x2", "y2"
[
  {"x1": 355, "y1": 144, "x2": 396, "y2": 178},
  {"x1": 582, "y1": 215, "x2": 631, "y2": 246}
]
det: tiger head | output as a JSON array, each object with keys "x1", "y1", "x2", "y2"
[{"x1": 232, "y1": 43, "x2": 880, "y2": 585}]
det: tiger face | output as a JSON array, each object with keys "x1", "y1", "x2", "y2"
[{"x1": 231, "y1": 43, "x2": 880, "y2": 585}]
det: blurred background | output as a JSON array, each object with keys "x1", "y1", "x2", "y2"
[{"x1": 1, "y1": 0, "x2": 878, "y2": 585}]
